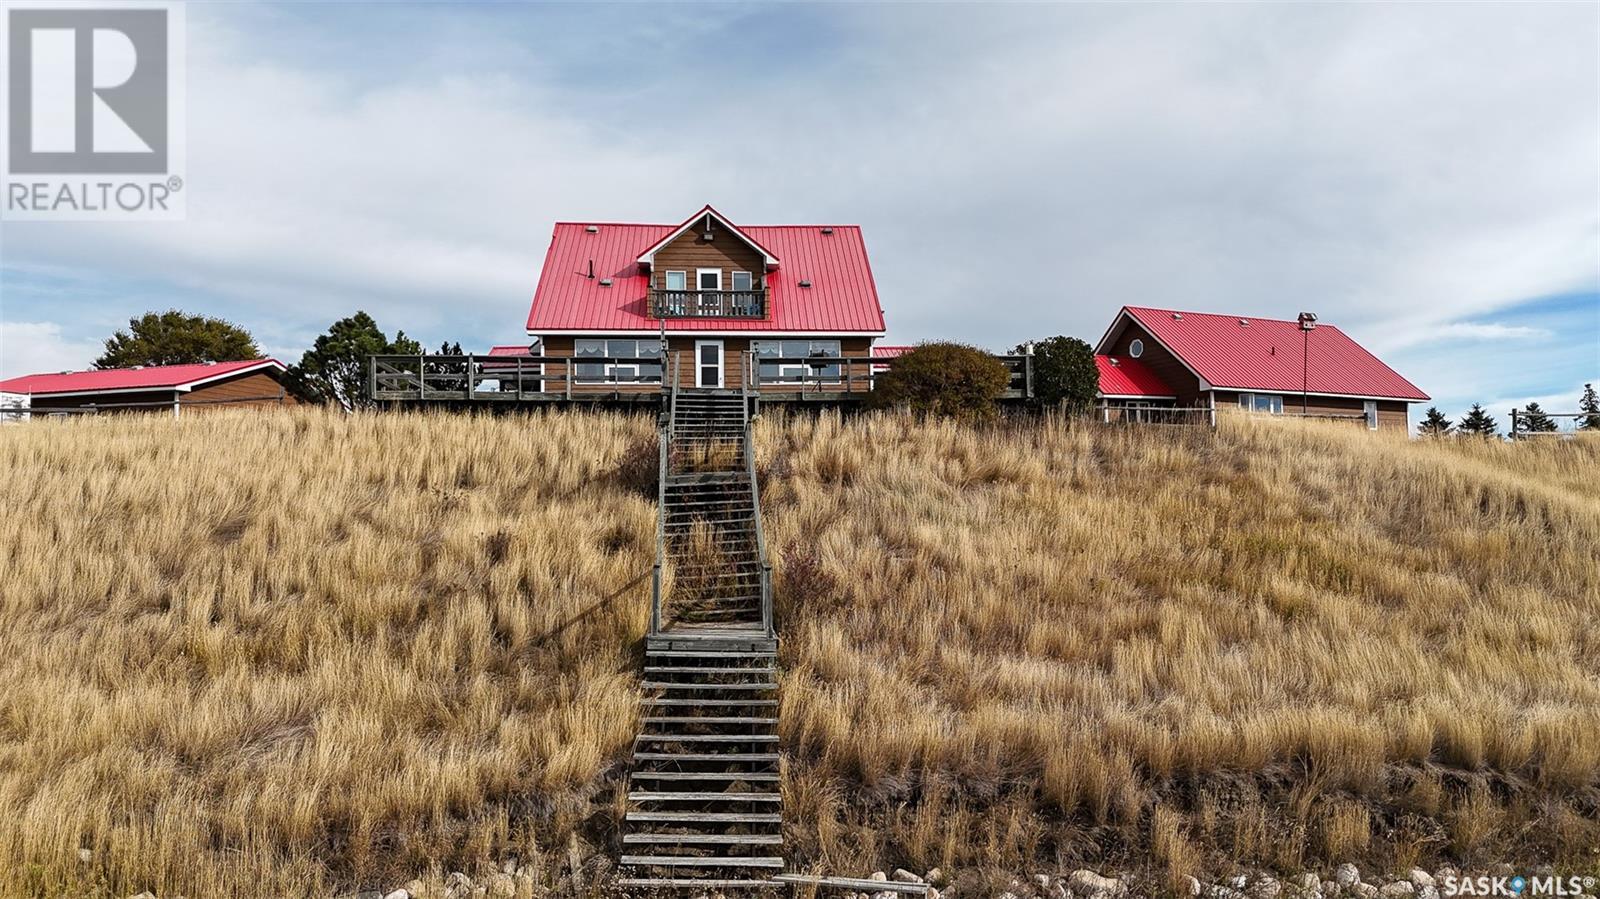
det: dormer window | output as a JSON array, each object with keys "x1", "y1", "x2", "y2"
[
  {"x1": 664, "y1": 270, "x2": 686, "y2": 291},
  {"x1": 731, "y1": 271, "x2": 753, "y2": 292}
]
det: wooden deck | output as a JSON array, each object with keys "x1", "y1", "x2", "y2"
[{"x1": 368, "y1": 352, "x2": 1033, "y2": 406}]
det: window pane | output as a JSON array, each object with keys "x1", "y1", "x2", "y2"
[
  {"x1": 813, "y1": 341, "x2": 841, "y2": 378},
  {"x1": 699, "y1": 270, "x2": 720, "y2": 289},
  {"x1": 1239, "y1": 394, "x2": 1252, "y2": 409},
  {"x1": 665, "y1": 271, "x2": 686, "y2": 291},
  {"x1": 731, "y1": 271, "x2": 752, "y2": 291},
  {"x1": 783, "y1": 340, "x2": 809, "y2": 358},
  {"x1": 575, "y1": 339, "x2": 604, "y2": 381}
]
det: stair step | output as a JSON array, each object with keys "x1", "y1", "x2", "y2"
[
  {"x1": 621, "y1": 855, "x2": 783, "y2": 869},
  {"x1": 643, "y1": 666, "x2": 775, "y2": 675},
  {"x1": 624, "y1": 833, "x2": 783, "y2": 845},
  {"x1": 636, "y1": 678, "x2": 774, "y2": 684},
  {"x1": 625, "y1": 810, "x2": 782, "y2": 823},
  {"x1": 637, "y1": 734, "x2": 779, "y2": 743},
  {"x1": 628, "y1": 791, "x2": 781, "y2": 802},
  {"x1": 616, "y1": 879, "x2": 779, "y2": 890},
  {"x1": 646, "y1": 650, "x2": 773, "y2": 659},
  {"x1": 643, "y1": 717, "x2": 778, "y2": 725},
  {"x1": 642, "y1": 698, "x2": 778, "y2": 707},
  {"x1": 633, "y1": 752, "x2": 779, "y2": 762},
  {"x1": 629, "y1": 771, "x2": 780, "y2": 782}
]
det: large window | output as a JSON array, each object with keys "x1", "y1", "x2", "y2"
[
  {"x1": 1364, "y1": 400, "x2": 1378, "y2": 430},
  {"x1": 1238, "y1": 392, "x2": 1284, "y2": 414},
  {"x1": 574, "y1": 338, "x2": 662, "y2": 383},
  {"x1": 754, "y1": 339, "x2": 842, "y2": 382}
]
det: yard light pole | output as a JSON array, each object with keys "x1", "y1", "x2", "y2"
[{"x1": 1297, "y1": 312, "x2": 1317, "y2": 416}]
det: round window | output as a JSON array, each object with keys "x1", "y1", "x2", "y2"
[{"x1": 1129, "y1": 338, "x2": 1144, "y2": 358}]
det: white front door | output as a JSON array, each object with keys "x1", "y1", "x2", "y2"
[{"x1": 695, "y1": 340, "x2": 724, "y2": 388}]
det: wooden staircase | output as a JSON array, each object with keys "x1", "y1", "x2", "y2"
[{"x1": 620, "y1": 365, "x2": 782, "y2": 894}]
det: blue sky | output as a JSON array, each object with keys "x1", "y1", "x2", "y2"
[{"x1": 1, "y1": 1, "x2": 1596, "y2": 423}]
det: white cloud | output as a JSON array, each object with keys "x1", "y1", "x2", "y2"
[
  {"x1": 0, "y1": 322, "x2": 102, "y2": 380},
  {"x1": 1422, "y1": 322, "x2": 1553, "y2": 342}
]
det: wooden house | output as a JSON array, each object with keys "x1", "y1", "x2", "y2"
[
  {"x1": 524, "y1": 204, "x2": 889, "y2": 394},
  {"x1": 0, "y1": 359, "x2": 295, "y2": 417},
  {"x1": 1093, "y1": 306, "x2": 1428, "y2": 429}
]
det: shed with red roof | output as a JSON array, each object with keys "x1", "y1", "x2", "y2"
[
  {"x1": 0, "y1": 359, "x2": 294, "y2": 417},
  {"x1": 1092, "y1": 307, "x2": 1427, "y2": 429}
]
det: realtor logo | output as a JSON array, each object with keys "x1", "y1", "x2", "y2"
[{"x1": 2, "y1": 3, "x2": 185, "y2": 220}]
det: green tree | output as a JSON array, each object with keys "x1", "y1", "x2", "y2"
[
  {"x1": 1517, "y1": 402, "x2": 1557, "y2": 434},
  {"x1": 95, "y1": 310, "x2": 259, "y2": 369},
  {"x1": 285, "y1": 312, "x2": 420, "y2": 409},
  {"x1": 1580, "y1": 383, "x2": 1599, "y2": 430},
  {"x1": 1418, "y1": 406, "x2": 1453, "y2": 437},
  {"x1": 1013, "y1": 335, "x2": 1098, "y2": 414},
  {"x1": 1456, "y1": 403, "x2": 1499, "y2": 437},
  {"x1": 868, "y1": 342, "x2": 1011, "y2": 423}
]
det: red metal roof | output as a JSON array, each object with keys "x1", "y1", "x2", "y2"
[
  {"x1": 0, "y1": 359, "x2": 285, "y2": 396},
  {"x1": 871, "y1": 345, "x2": 912, "y2": 358},
  {"x1": 1105, "y1": 307, "x2": 1428, "y2": 401},
  {"x1": 1096, "y1": 355, "x2": 1175, "y2": 398},
  {"x1": 487, "y1": 345, "x2": 532, "y2": 356},
  {"x1": 526, "y1": 217, "x2": 886, "y2": 335}
]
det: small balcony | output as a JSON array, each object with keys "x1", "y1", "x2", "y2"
[{"x1": 650, "y1": 288, "x2": 767, "y2": 319}]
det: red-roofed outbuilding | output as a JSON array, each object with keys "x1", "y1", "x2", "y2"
[
  {"x1": 1093, "y1": 307, "x2": 1427, "y2": 429},
  {"x1": 0, "y1": 359, "x2": 294, "y2": 417}
]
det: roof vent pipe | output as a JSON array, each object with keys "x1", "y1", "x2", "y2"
[{"x1": 587, "y1": 259, "x2": 595, "y2": 279}]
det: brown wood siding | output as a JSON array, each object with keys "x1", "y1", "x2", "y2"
[
  {"x1": 181, "y1": 371, "x2": 295, "y2": 409},
  {"x1": 652, "y1": 224, "x2": 767, "y2": 309},
  {"x1": 1107, "y1": 321, "x2": 1206, "y2": 403},
  {"x1": 1215, "y1": 390, "x2": 1411, "y2": 430},
  {"x1": 540, "y1": 335, "x2": 874, "y2": 394}
]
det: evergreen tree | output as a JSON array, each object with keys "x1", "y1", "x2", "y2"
[
  {"x1": 1418, "y1": 406, "x2": 1453, "y2": 437},
  {"x1": 1456, "y1": 403, "x2": 1499, "y2": 437},
  {"x1": 1580, "y1": 383, "x2": 1600, "y2": 431},
  {"x1": 1517, "y1": 402, "x2": 1557, "y2": 434},
  {"x1": 96, "y1": 310, "x2": 259, "y2": 368},
  {"x1": 1012, "y1": 335, "x2": 1099, "y2": 414},
  {"x1": 284, "y1": 312, "x2": 419, "y2": 409}
]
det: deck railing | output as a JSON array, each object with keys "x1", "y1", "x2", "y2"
[
  {"x1": 1097, "y1": 401, "x2": 1216, "y2": 427},
  {"x1": 370, "y1": 353, "x2": 669, "y2": 401},
  {"x1": 746, "y1": 353, "x2": 1033, "y2": 398},
  {"x1": 650, "y1": 289, "x2": 767, "y2": 319},
  {"x1": 368, "y1": 351, "x2": 1035, "y2": 402}
]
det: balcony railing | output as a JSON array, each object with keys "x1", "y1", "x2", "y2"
[{"x1": 650, "y1": 288, "x2": 767, "y2": 319}]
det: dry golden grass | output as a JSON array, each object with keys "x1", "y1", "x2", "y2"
[
  {"x1": 0, "y1": 409, "x2": 655, "y2": 898},
  {"x1": 2, "y1": 407, "x2": 1597, "y2": 897},
  {"x1": 759, "y1": 412, "x2": 1600, "y2": 878}
]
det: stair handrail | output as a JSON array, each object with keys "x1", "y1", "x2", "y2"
[
  {"x1": 649, "y1": 351, "x2": 680, "y2": 635},
  {"x1": 741, "y1": 375, "x2": 775, "y2": 636}
]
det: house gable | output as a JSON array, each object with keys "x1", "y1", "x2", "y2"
[
  {"x1": 649, "y1": 223, "x2": 767, "y2": 298},
  {"x1": 636, "y1": 205, "x2": 780, "y2": 272}
]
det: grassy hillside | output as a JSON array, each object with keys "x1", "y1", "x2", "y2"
[{"x1": 1, "y1": 409, "x2": 1596, "y2": 897}]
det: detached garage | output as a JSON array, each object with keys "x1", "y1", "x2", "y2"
[{"x1": 0, "y1": 359, "x2": 296, "y2": 418}]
